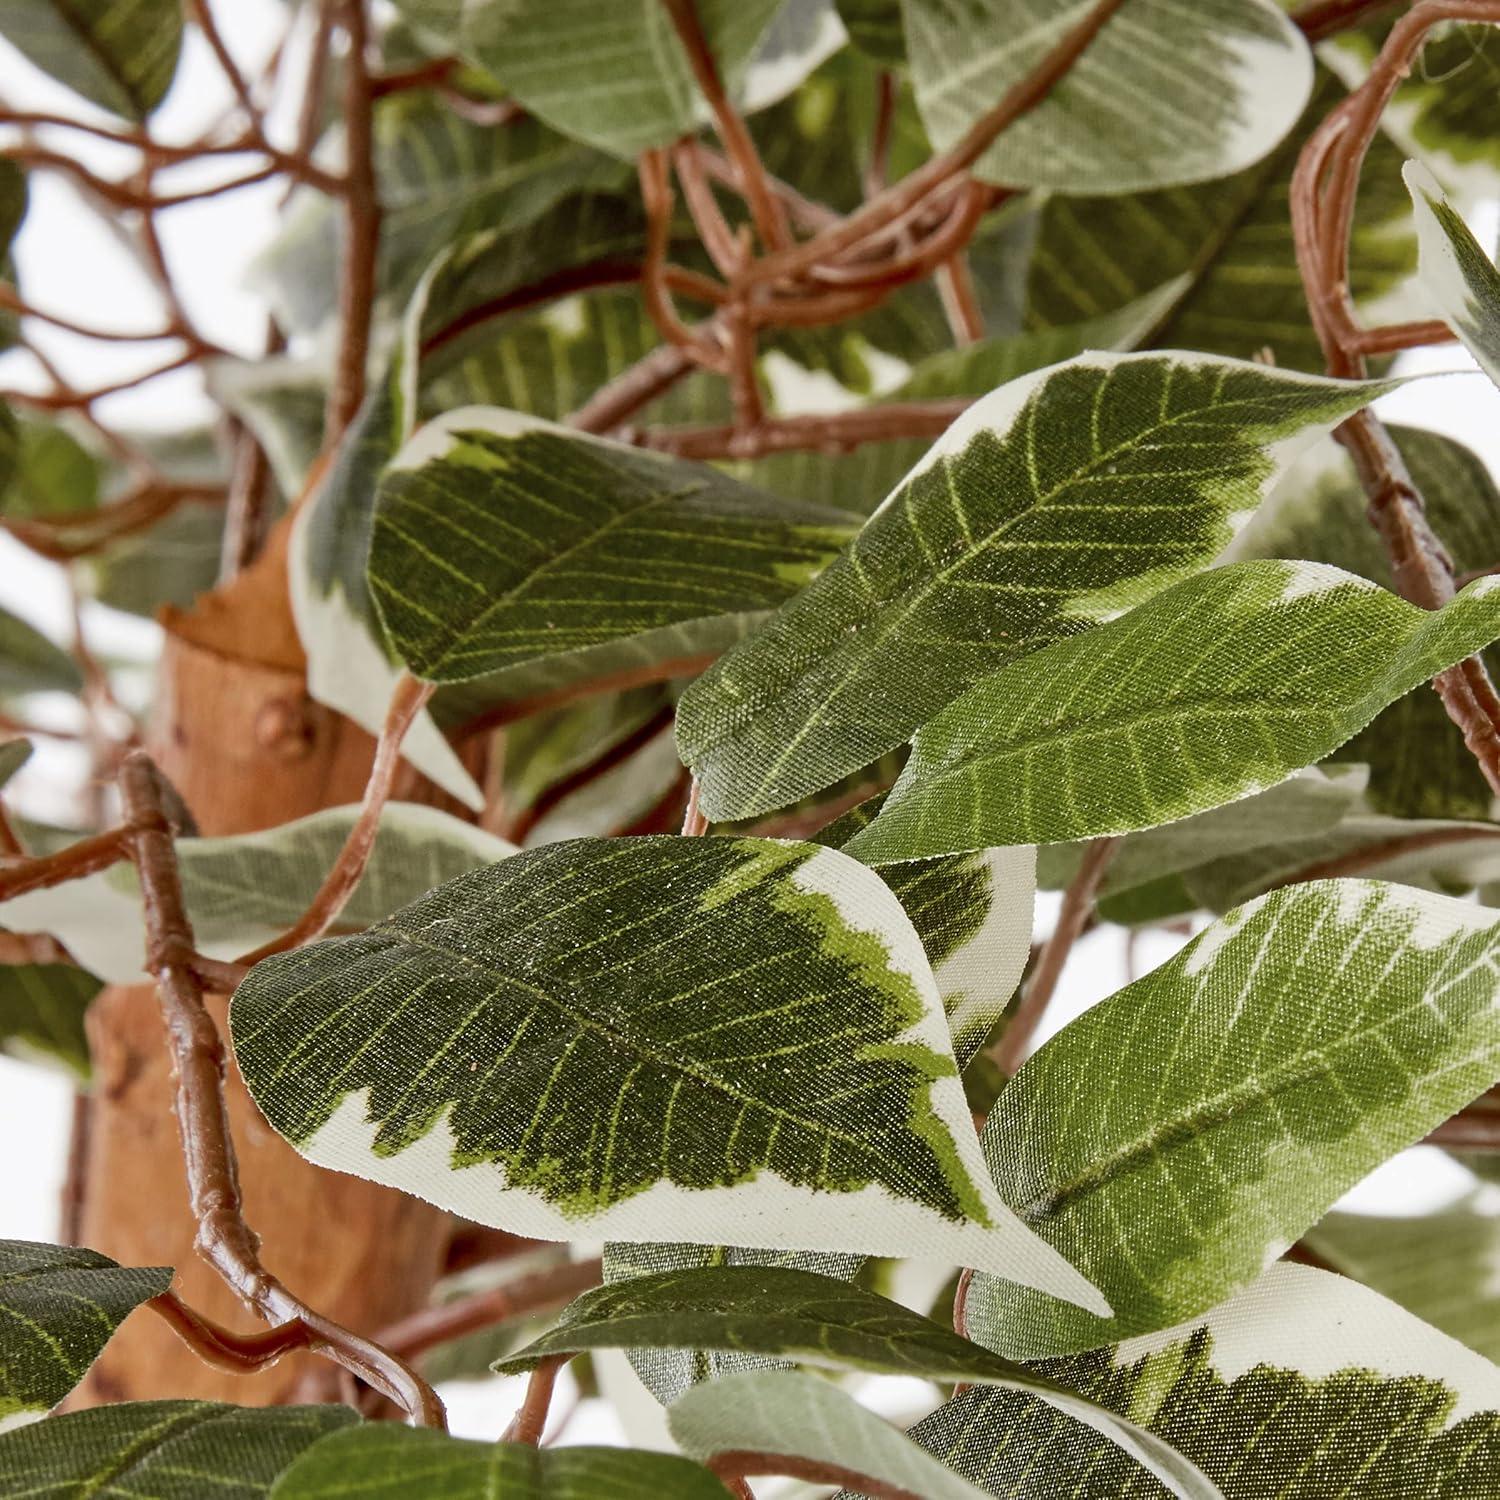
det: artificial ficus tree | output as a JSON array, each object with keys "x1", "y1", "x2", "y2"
[{"x1": 7, "y1": 0, "x2": 1500, "y2": 1494}]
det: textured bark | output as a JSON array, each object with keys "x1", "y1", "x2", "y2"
[{"x1": 70, "y1": 537, "x2": 456, "y2": 1406}]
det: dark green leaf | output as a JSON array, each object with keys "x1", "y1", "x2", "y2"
[{"x1": 0, "y1": 964, "x2": 99, "y2": 1077}]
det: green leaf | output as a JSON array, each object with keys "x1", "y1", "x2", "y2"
[
  {"x1": 1309, "y1": 1196, "x2": 1500, "y2": 1367},
  {"x1": 206, "y1": 358, "x2": 327, "y2": 500},
  {"x1": 269, "y1": 1426, "x2": 728, "y2": 1499},
  {"x1": 368, "y1": 410, "x2": 855, "y2": 707},
  {"x1": 1405, "y1": 159, "x2": 1500, "y2": 388},
  {"x1": 446, "y1": 0, "x2": 788, "y2": 157},
  {"x1": 836, "y1": 0, "x2": 904, "y2": 62},
  {"x1": 0, "y1": 1401, "x2": 355, "y2": 1494},
  {"x1": 677, "y1": 353, "x2": 1398, "y2": 822},
  {"x1": 845, "y1": 562, "x2": 1500, "y2": 862},
  {"x1": 0, "y1": 1242, "x2": 170, "y2": 1423},
  {"x1": 0, "y1": 419, "x2": 102, "y2": 519},
  {"x1": 1023, "y1": 69, "x2": 1419, "y2": 372},
  {"x1": 905, "y1": 0, "x2": 1311, "y2": 194},
  {"x1": 230, "y1": 835, "x2": 1101, "y2": 1303},
  {"x1": 0, "y1": 964, "x2": 99, "y2": 1078},
  {"x1": 0, "y1": 0, "x2": 183, "y2": 119},
  {"x1": 966, "y1": 879, "x2": 1500, "y2": 1360},
  {"x1": 898, "y1": 1264, "x2": 1500, "y2": 1499},
  {"x1": 0, "y1": 606, "x2": 81, "y2": 700},
  {"x1": 0, "y1": 737, "x2": 31, "y2": 788},
  {"x1": 0, "y1": 801, "x2": 515, "y2": 986},
  {"x1": 497, "y1": 1266, "x2": 1212, "y2": 1497}
]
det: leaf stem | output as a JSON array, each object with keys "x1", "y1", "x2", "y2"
[{"x1": 504, "y1": 1354, "x2": 569, "y2": 1444}]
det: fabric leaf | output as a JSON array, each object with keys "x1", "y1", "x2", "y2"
[
  {"x1": 0, "y1": 964, "x2": 99, "y2": 1078},
  {"x1": 231, "y1": 835, "x2": 1101, "y2": 1304},
  {"x1": 677, "y1": 354, "x2": 1396, "y2": 822},
  {"x1": 966, "y1": 879, "x2": 1500, "y2": 1360},
  {"x1": 0, "y1": 1242, "x2": 170, "y2": 1425},
  {"x1": 845, "y1": 561, "x2": 1500, "y2": 862},
  {"x1": 0, "y1": 606, "x2": 82, "y2": 700}
]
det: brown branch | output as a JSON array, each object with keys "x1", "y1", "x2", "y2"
[
  {"x1": 0, "y1": 828, "x2": 132, "y2": 900},
  {"x1": 2, "y1": 351, "x2": 201, "y2": 411},
  {"x1": 150, "y1": 1290, "x2": 315, "y2": 1374},
  {"x1": 118, "y1": 751, "x2": 445, "y2": 1427},
  {"x1": 568, "y1": 342, "x2": 697, "y2": 434},
  {"x1": 633, "y1": 399, "x2": 971, "y2": 460},
  {"x1": 1292, "y1": 0, "x2": 1403, "y2": 42},
  {"x1": 681, "y1": 777, "x2": 710, "y2": 836},
  {"x1": 1267, "y1": 824, "x2": 1500, "y2": 889},
  {"x1": 661, "y1": 0, "x2": 790, "y2": 252},
  {"x1": 504, "y1": 1354, "x2": 569, "y2": 1445},
  {"x1": 326, "y1": 0, "x2": 381, "y2": 439},
  {"x1": 638, "y1": 151, "x2": 728, "y2": 372},
  {"x1": 936, "y1": 255, "x2": 985, "y2": 345},
  {"x1": 1349, "y1": 318, "x2": 1455, "y2": 356},
  {"x1": 377, "y1": 1257, "x2": 603, "y2": 1359},
  {"x1": 370, "y1": 56, "x2": 461, "y2": 98},
  {"x1": 711, "y1": 1453, "x2": 925, "y2": 1500},
  {"x1": 2, "y1": 480, "x2": 223, "y2": 562},
  {"x1": 992, "y1": 838, "x2": 1118, "y2": 1076},
  {"x1": 1291, "y1": 0, "x2": 1500, "y2": 797},
  {"x1": 238, "y1": 674, "x2": 435, "y2": 964}
]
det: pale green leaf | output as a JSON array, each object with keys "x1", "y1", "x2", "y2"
[
  {"x1": 0, "y1": 1242, "x2": 170, "y2": 1423},
  {"x1": 0, "y1": 737, "x2": 31, "y2": 788},
  {"x1": 0, "y1": 801, "x2": 515, "y2": 986},
  {"x1": 0, "y1": 607, "x2": 81, "y2": 700},
  {"x1": 230, "y1": 835, "x2": 1102, "y2": 1302},
  {"x1": 369, "y1": 409, "x2": 855, "y2": 705},
  {"x1": 0, "y1": 0, "x2": 183, "y2": 119},
  {"x1": 0, "y1": 964, "x2": 99, "y2": 1078},
  {"x1": 897, "y1": 1264, "x2": 1500, "y2": 1499},
  {"x1": 845, "y1": 562, "x2": 1500, "y2": 862},
  {"x1": 0, "y1": 1402, "x2": 354, "y2": 1495},
  {"x1": 674, "y1": 1369, "x2": 1218, "y2": 1500},
  {"x1": 269, "y1": 1427, "x2": 727, "y2": 1499},
  {"x1": 966, "y1": 879, "x2": 1500, "y2": 1359},
  {"x1": 678, "y1": 353, "x2": 1397, "y2": 822},
  {"x1": 1405, "y1": 159, "x2": 1500, "y2": 389},
  {"x1": 206, "y1": 359, "x2": 327, "y2": 500},
  {"x1": 905, "y1": 0, "x2": 1311, "y2": 194}
]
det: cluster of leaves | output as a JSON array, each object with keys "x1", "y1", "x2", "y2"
[{"x1": 8, "y1": 0, "x2": 1500, "y2": 1496}]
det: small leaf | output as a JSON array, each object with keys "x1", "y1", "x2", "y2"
[
  {"x1": 230, "y1": 836, "x2": 1102, "y2": 1304},
  {"x1": 0, "y1": 0, "x2": 183, "y2": 120},
  {"x1": 369, "y1": 409, "x2": 854, "y2": 704},
  {"x1": 846, "y1": 562, "x2": 1500, "y2": 862},
  {"x1": 0, "y1": 737, "x2": 31, "y2": 788},
  {"x1": 0, "y1": 964, "x2": 99, "y2": 1078},
  {"x1": 836, "y1": 0, "x2": 904, "y2": 63},
  {"x1": 677, "y1": 352, "x2": 1397, "y2": 822},
  {"x1": 672, "y1": 1369, "x2": 1219, "y2": 1500},
  {"x1": 0, "y1": 606, "x2": 82, "y2": 699},
  {"x1": 270, "y1": 1426, "x2": 727, "y2": 1499},
  {"x1": 967, "y1": 880, "x2": 1500, "y2": 1359},
  {"x1": 1405, "y1": 159, "x2": 1500, "y2": 388},
  {"x1": 0, "y1": 1401, "x2": 354, "y2": 1492},
  {"x1": 905, "y1": 0, "x2": 1311, "y2": 194},
  {"x1": 898, "y1": 1264, "x2": 1500, "y2": 1499},
  {"x1": 0, "y1": 1241, "x2": 170, "y2": 1423}
]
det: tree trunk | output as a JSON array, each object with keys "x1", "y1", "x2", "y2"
[{"x1": 70, "y1": 533, "x2": 457, "y2": 1406}]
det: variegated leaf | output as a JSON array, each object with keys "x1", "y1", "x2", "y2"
[
  {"x1": 967, "y1": 880, "x2": 1500, "y2": 1360},
  {"x1": 230, "y1": 836, "x2": 1102, "y2": 1305},
  {"x1": 846, "y1": 562, "x2": 1500, "y2": 862},
  {"x1": 677, "y1": 355, "x2": 1396, "y2": 823}
]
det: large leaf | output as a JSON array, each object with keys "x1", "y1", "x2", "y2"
[
  {"x1": 0, "y1": 1242, "x2": 170, "y2": 1425},
  {"x1": 231, "y1": 835, "x2": 1102, "y2": 1303},
  {"x1": 677, "y1": 353, "x2": 1397, "y2": 822},
  {"x1": 966, "y1": 879, "x2": 1500, "y2": 1360},
  {"x1": 1309, "y1": 1196, "x2": 1500, "y2": 1367},
  {"x1": 497, "y1": 1266, "x2": 1212, "y2": 1498},
  {"x1": 0, "y1": 607, "x2": 81, "y2": 700},
  {"x1": 270, "y1": 1427, "x2": 727, "y2": 1499},
  {"x1": 368, "y1": 409, "x2": 855, "y2": 706},
  {"x1": 904, "y1": 0, "x2": 1311, "y2": 194},
  {"x1": 0, "y1": 0, "x2": 183, "y2": 119},
  {"x1": 0, "y1": 1401, "x2": 354, "y2": 1493},
  {"x1": 441, "y1": 0, "x2": 787, "y2": 158},
  {"x1": 900, "y1": 1264, "x2": 1500, "y2": 1499},
  {"x1": 1405, "y1": 160, "x2": 1500, "y2": 389},
  {"x1": 0, "y1": 802, "x2": 515, "y2": 986},
  {"x1": 673, "y1": 1369, "x2": 1218, "y2": 1500},
  {"x1": 845, "y1": 562, "x2": 1500, "y2": 862},
  {"x1": 0, "y1": 964, "x2": 99, "y2": 1078},
  {"x1": 1023, "y1": 69, "x2": 1419, "y2": 372}
]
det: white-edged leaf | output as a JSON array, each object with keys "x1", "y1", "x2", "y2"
[
  {"x1": 0, "y1": 802, "x2": 515, "y2": 985},
  {"x1": 905, "y1": 0, "x2": 1312, "y2": 194},
  {"x1": 966, "y1": 880, "x2": 1500, "y2": 1360},
  {"x1": 678, "y1": 353, "x2": 1398, "y2": 822},
  {"x1": 229, "y1": 835, "x2": 1104, "y2": 1306},
  {"x1": 845, "y1": 561, "x2": 1500, "y2": 862},
  {"x1": 900, "y1": 1264, "x2": 1500, "y2": 1498},
  {"x1": 0, "y1": 1242, "x2": 170, "y2": 1424},
  {"x1": 1405, "y1": 159, "x2": 1500, "y2": 389}
]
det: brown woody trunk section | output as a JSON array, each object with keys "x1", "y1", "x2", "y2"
[{"x1": 72, "y1": 530, "x2": 456, "y2": 1405}]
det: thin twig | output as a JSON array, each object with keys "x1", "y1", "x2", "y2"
[
  {"x1": 0, "y1": 829, "x2": 132, "y2": 900},
  {"x1": 633, "y1": 399, "x2": 971, "y2": 459},
  {"x1": 150, "y1": 1290, "x2": 315, "y2": 1374},
  {"x1": 681, "y1": 778, "x2": 709, "y2": 836},
  {"x1": 992, "y1": 838, "x2": 1118, "y2": 1076},
  {"x1": 504, "y1": 1355, "x2": 569, "y2": 1445},
  {"x1": 1292, "y1": 0, "x2": 1403, "y2": 42},
  {"x1": 119, "y1": 751, "x2": 446, "y2": 1427}
]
